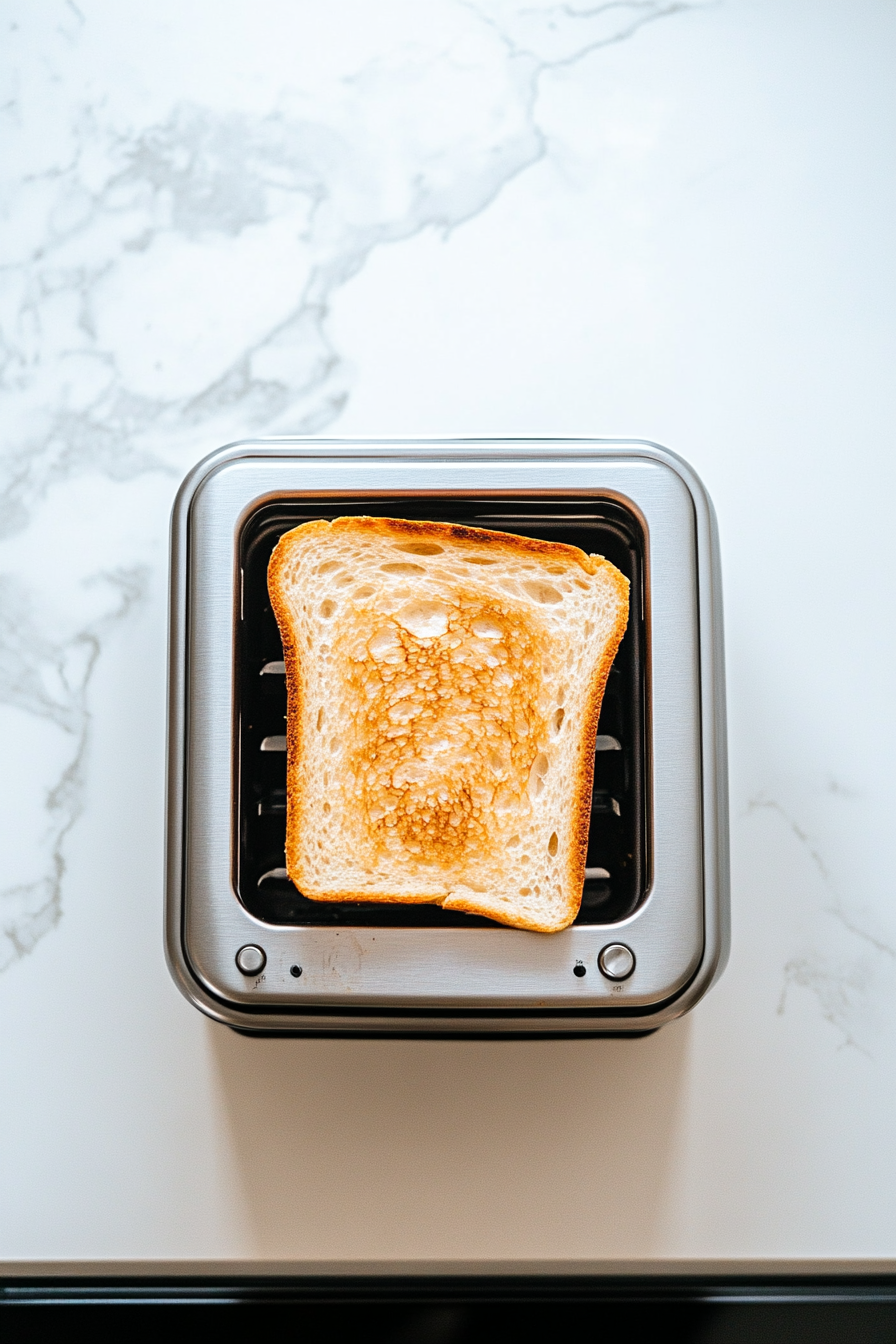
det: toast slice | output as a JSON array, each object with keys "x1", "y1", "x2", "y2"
[{"x1": 267, "y1": 516, "x2": 629, "y2": 933}]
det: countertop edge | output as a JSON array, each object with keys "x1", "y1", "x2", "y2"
[{"x1": 3, "y1": 1259, "x2": 896, "y2": 1278}]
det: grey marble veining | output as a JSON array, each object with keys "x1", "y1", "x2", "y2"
[
  {"x1": 747, "y1": 794, "x2": 896, "y2": 1058},
  {"x1": 1, "y1": 1, "x2": 703, "y2": 534},
  {"x1": 0, "y1": 566, "x2": 147, "y2": 968}
]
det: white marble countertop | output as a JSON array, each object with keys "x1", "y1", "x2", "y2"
[{"x1": 1, "y1": 0, "x2": 895, "y2": 1271}]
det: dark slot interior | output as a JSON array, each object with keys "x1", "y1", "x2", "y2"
[{"x1": 235, "y1": 497, "x2": 650, "y2": 927}]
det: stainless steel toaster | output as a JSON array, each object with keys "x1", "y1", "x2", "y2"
[{"x1": 166, "y1": 439, "x2": 729, "y2": 1035}]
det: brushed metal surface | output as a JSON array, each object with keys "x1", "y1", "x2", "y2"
[{"x1": 165, "y1": 439, "x2": 729, "y2": 1033}]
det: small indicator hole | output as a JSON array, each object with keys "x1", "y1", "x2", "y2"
[
  {"x1": 290, "y1": 965, "x2": 303, "y2": 978},
  {"x1": 573, "y1": 963, "x2": 587, "y2": 978}
]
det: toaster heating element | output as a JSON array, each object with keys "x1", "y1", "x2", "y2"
[{"x1": 166, "y1": 439, "x2": 729, "y2": 1035}]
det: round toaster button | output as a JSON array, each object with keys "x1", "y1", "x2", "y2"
[
  {"x1": 598, "y1": 943, "x2": 635, "y2": 981},
  {"x1": 235, "y1": 944, "x2": 266, "y2": 976}
]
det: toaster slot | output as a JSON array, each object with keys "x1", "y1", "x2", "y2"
[{"x1": 235, "y1": 497, "x2": 649, "y2": 928}]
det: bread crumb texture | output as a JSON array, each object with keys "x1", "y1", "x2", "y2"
[{"x1": 268, "y1": 516, "x2": 629, "y2": 932}]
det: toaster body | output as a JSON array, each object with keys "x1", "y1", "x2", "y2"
[{"x1": 166, "y1": 439, "x2": 729, "y2": 1034}]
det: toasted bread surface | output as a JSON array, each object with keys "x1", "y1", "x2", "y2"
[{"x1": 267, "y1": 516, "x2": 629, "y2": 932}]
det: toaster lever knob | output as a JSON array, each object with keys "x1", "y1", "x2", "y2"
[
  {"x1": 236, "y1": 944, "x2": 266, "y2": 976},
  {"x1": 598, "y1": 943, "x2": 635, "y2": 981}
]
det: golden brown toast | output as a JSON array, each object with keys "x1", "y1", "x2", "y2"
[{"x1": 268, "y1": 516, "x2": 629, "y2": 932}]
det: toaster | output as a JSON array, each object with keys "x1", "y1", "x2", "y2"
[{"x1": 166, "y1": 439, "x2": 729, "y2": 1035}]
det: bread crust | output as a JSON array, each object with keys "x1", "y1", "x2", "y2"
[{"x1": 268, "y1": 515, "x2": 629, "y2": 932}]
